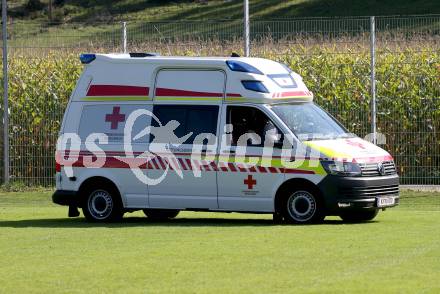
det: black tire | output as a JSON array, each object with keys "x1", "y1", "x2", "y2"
[
  {"x1": 82, "y1": 186, "x2": 124, "y2": 222},
  {"x1": 273, "y1": 212, "x2": 284, "y2": 224},
  {"x1": 281, "y1": 188, "x2": 325, "y2": 224},
  {"x1": 143, "y1": 209, "x2": 180, "y2": 220},
  {"x1": 340, "y1": 210, "x2": 379, "y2": 223}
]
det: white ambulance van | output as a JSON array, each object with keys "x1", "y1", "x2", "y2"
[{"x1": 52, "y1": 53, "x2": 399, "y2": 223}]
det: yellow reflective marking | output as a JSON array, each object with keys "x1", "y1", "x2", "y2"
[
  {"x1": 217, "y1": 155, "x2": 326, "y2": 175},
  {"x1": 225, "y1": 97, "x2": 257, "y2": 103},
  {"x1": 303, "y1": 141, "x2": 349, "y2": 158},
  {"x1": 225, "y1": 96, "x2": 313, "y2": 103}
]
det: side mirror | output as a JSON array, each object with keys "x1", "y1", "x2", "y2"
[{"x1": 265, "y1": 131, "x2": 283, "y2": 149}]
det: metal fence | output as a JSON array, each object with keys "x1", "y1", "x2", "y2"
[{"x1": 1, "y1": 15, "x2": 439, "y2": 186}]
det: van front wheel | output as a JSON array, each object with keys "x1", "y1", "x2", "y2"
[
  {"x1": 82, "y1": 187, "x2": 123, "y2": 222},
  {"x1": 282, "y1": 189, "x2": 325, "y2": 224}
]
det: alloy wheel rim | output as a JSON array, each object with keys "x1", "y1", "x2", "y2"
[
  {"x1": 287, "y1": 191, "x2": 316, "y2": 222},
  {"x1": 88, "y1": 190, "x2": 113, "y2": 220}
]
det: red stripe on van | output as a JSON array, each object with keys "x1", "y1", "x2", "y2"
[
  {"x1": 228, "y1": 163, "x2": 237, "y2": 172},
  {"x1": 201, "y1": 161, "x2": 211, "y2": 171},
  {"x1": 236, "y1": 163, "x2": 248, "y2": 172},
  {"x1": 209, "y1": 161, "x2": 219, "y2": 171},
  {"x1": 218, "y1": 161, "x2": 229, "y2": 172},
  {"x1": 226, "y1": 93, "x2": 242, "y2": 97},
  {"x1": 151, "y1": 157, "x2": 160, "y2": 169},
  {"x1": 185, "y1": 158, "x2": 193, "y2": 170},
  {"x1": 257, "y1": 166, "x2": 267, "y2": 173},
  {"x1": 157, "y1": 157, "x2": 166, "y2": 170},
  {"x1": 87, "y1": 85, "x2": 149, "y2": 96},
  {"x1": 155, "y1": 88, "x2": 223, "y2": 97},
  {"x1": 284, "y1": 168, "x2": 315, "y2": 174},
  {"x1": 178, "y1": 158, "x2": 188, "y2": 170},
  {"x1": 279, "y1": 91, "x2": 309, "y2": 97},
  {"x1": 59, "y1": 153, "x2": 318, "y2": 175}
]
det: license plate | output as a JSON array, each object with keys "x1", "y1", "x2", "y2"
[{"x1": 377, "y1": 196, "x2": 396, "y2": 207}]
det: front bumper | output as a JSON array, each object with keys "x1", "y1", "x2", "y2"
[
  {"x1": 52, "y1": 190, "x2": 79, "y2": 206},
  {"x1": 317, "y1": 174, "x2": 400, "y2": 214}
]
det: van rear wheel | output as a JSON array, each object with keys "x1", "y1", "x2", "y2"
[
  {"x1": 143, "y1": 209, "x2": 180, "y2": 220},
  {"x1": 281, "y1": 189, "x2": 325, "y2": 224},
  {"x1": 82, "y1": 187, "x2": 123, "y2": 222}
]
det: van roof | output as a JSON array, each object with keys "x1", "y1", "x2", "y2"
[
  {"x1": 79, "y1": 54, "x2": 313, "y2": 104},
  {"x1": 92, "y1": 54, "x2": 292, "y2": 75},
  {"x1": 97, "y1": 53, "x2": 259, "y2": 62}
]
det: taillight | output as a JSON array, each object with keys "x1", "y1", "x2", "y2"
[{"x1": 55, "y1": 161, "x2": 61, "y2": 172}]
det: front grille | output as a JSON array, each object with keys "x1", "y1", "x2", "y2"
[
  {"x1": 359, "y1": 161, "x2": 396, "y2": 176},
  {"x1": 339, "y1": 184, "x2": 399, "y2": 198}
]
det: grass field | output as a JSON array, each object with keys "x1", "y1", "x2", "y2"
[{"x1": 0, "y1": 190, "x2": 439, "y2": 293}]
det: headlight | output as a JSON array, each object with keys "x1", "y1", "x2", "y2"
[{"x1": 321, "y1": 161, "x2": 361, "y2": 176}]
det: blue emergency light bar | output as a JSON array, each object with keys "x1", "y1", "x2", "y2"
[
  {"x1": 80, "y1": 54, "x2": 96, "y2": 64},
  {"x1": 226, "y1": 60, "x2": 263, "y2": 75}
]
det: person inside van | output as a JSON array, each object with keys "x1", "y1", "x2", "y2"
[{"x1": 229, "y1": 107, "x2": 280, "y2": 147}]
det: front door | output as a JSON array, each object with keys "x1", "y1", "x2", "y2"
[{"x1": 217, "y1": 105, "x2": 285, "y2": 212}]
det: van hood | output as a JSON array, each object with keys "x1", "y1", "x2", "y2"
[{"x1": 303, "y1": 137, "x2": 393, "y2": 163}]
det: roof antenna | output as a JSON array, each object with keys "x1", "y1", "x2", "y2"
[{"x1": 231, "y1": 52, "x2": 240, "y2": 57}]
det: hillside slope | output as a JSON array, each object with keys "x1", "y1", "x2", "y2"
[
  {"x1": 8, "y1": 0, "x2": 440, "y2": 24},
  {"x1": 6, "y1": 0, "x2": 440, "y2": 49}
]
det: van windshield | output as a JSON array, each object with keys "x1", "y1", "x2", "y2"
[{"x1": 271, "y1": 103, "x2": 355, "y2": 141}]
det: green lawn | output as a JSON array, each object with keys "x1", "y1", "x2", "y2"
[{"x1": 1, "y1": 190, "x2": 439, "y2": 293}]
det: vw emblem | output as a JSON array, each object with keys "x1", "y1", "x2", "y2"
[{"x1": 377, "y1": 162, "x2": 386, "y2": 176}]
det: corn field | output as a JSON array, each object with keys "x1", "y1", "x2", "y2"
[{"x1": 1, "y1": 15, "x2": 439, "y2": 186}]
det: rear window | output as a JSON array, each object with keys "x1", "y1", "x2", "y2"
[
  {"x1": 79, "y1": 104, "x2": 152, "y2": 144},
  {"x1": 151, "y1": 105, "x2": 219, "y2": 145}
]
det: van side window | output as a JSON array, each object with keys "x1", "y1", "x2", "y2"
[
  {"x1": 151, "y1": 105, "x2": 219, "y2": 145},
  {"x1": 155, "y1": 70, "x2": 225, "y2": 98},
  {"x1": 79, "y1": 104, "x2": 152, "y2": 144},
  {"x1": 227, "y1": 106, "x2": 282, "y2": 147}
]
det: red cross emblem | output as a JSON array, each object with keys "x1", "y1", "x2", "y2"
[
  {"x1": 244, "y1": 175, "x2": 257, "y2": 189},
  {"x1": 105, "y1": 106, "x2": 126, "y2": 129},
  {"x1": 346, "y1": 139, "x2": 366, "y2": 149}
]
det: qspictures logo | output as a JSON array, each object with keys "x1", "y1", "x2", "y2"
[{"x1": 55, "y1": 106, "x2": 386, "y2": 185}]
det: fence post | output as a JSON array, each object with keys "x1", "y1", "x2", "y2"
[
  {"x1": 122, "y1": 21, "x2": 127, "y2": 53},
  {"x1": 243, "y1": 0, "x2": 250, "y2": 57},
  {"x1": 2, "y1": 0, "x2": 9, "y2": 184},
  {"x1": 370, "y1": 16, "x2": 377, "y2": 144}
]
